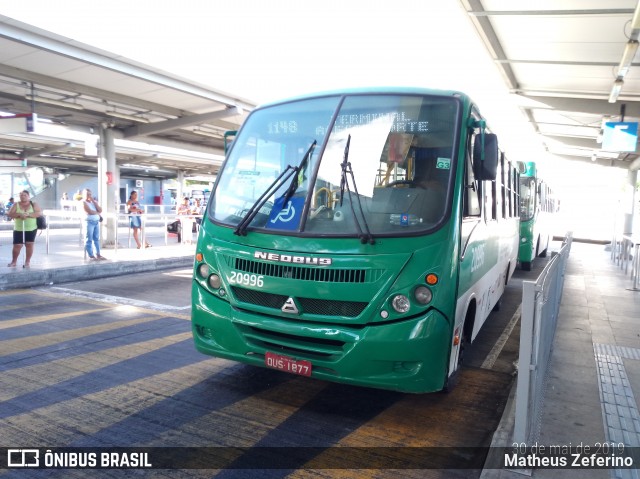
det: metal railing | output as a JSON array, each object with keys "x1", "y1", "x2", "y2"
[
  {"x1": 512, "y1": 232, "x2": 573, "y2": 445},
  {"x1": 41, "y1": 209, "x2": 202, "y2": 254},
  {"x1": 610, "y1": 233, "x2": 640, "y2": 292}
]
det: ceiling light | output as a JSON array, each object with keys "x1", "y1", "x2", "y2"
[
  {"x1": 608, "y1": 79, "x2": 624, "y2": 103},
  {"x1": 631, "y1": 4, "x2": 640, "y2": 31},
  {"x1": 25, "y1": 94, "x2": 84, "y2": 110},
  {"x1": 192, "y1": 128, "x2": 220, "y2": 138},
  {"x1": 105, "y1": 111, "x2": 150, "y2": 123},
  {"x1": 617, "y1": 40, "x2": 639, "y2": 78}
]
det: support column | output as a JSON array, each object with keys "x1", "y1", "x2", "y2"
[
  {"x1": 177, "y1": 170, "x2": 185, "y2": 202},
  {"x1": 101, "y1": 127, "x2": 118, "y2": 246}
]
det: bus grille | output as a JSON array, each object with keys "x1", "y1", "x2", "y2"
[
  {"x1": 225, "y1": 256, "x2": 383, "y2": 283},
  {"x1": 231, "y1": 286, "x2": 368, "y2": 318},
  {"x1": 241, "y1": 325, "x2": 346, "y2": 359}
]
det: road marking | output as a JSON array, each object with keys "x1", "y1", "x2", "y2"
[
  {"x1": 0, "y1": 307, "x2": 113, "y2": 331},
  {"x1": 39, "y1": 287, "x2": 191, "y2": 315},
  {"x1": 481, "y1": 303, "x2": 521, "y2": 370}
]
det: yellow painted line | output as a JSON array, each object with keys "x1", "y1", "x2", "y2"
[
  {"x1": 0, "y1": 307, "x2": 114, "y2": 331},
  {"x1": 0, "y1": 290, "x2": 31, "y2": 296},
  {"x1": 0, "y1": 332, "x2": 192, "y2": 401},
  {"x1": 0, "y1": 357, "x2": 228, "y2": 444},
  {"x1": 0, "y1": 314, "x2": 174, "y2": 356},
  {"x1": 0, "y1": 299, "x2": 70, "y2": 313},
  {"x1": 171, "y1": 377, "x2": 328, "y2": 448}
]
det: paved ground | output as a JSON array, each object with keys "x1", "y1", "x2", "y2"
[
  {"x1": 483, "y1": 241, "x2": 640, "y2": 479},
  {"x1": 1, "y1": 222, "x2": 638, "y2": 478}
]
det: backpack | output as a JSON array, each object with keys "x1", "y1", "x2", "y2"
[{"x1": 30, "y1": 201, "x2": 47, "y2": 230}]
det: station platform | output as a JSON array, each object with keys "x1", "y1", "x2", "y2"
[
  {"x1": 0, "y1": 223, "x2": 196, "y2": 290},
  {"x1": 485, "y1": 241, "x2": 640, "y2": 479}
]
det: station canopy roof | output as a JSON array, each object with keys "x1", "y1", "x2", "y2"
[
  {"x1": 460, "y1": 0, "x2": 640, "y2": 171},
  {"x1": 2, "y1": 2, "x2": 640, "y2": 180},
  {"x1": 0, "y1": 15, "x2": 255, "y2": 180}
]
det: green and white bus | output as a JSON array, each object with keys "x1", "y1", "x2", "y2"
[
  {"x1": 191, "y1": 88, "x2": 520, "y2": 393},
  {"x1": 517, "y1": 161, "x2": 557, "y2": 271}
]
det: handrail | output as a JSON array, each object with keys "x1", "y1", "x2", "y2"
[
  {"x1": 611, "y1": 233, "x2": 640, "y2": 291},
  {"x1": 40, "y1": 209, "x2": 202, "y2": 254},
  {"x1": 513, "y1": 231, "x2": 573, "y2": 446},
  {"x1": 622, "y1": 235, "x2": 640, "y2": 292}
]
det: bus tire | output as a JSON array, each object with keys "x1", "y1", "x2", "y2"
[
  {"x1": 521, "y1": 261, "x2": 532, "y2": 271},
  {"x1": 444, "y1": 304, "x2": 475, "y2": 392},
  {"x1": 492, "y1": 265, "x2": 510, "y2": 312},
  {"x1": 442, "y1": 370, "x2": 459, "y2": 393}
]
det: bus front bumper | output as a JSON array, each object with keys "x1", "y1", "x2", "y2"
[{"x1": 191, "y1": 283, "x2": 451, "y2": 393}]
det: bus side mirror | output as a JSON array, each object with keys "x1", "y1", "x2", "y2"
[
  {"x1": 224, "y1": 130, "x2": 237, "y2": 155},
  {"x1": 473, "y1": 133, "x2": 498, "y2": 181}
]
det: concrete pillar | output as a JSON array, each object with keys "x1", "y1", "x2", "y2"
[
  {"x1": 177, "y1": 170, "x2": 185, "y2": 202},
  {"x1": 101, "y1": 127, "x2": 118, "y2": 246}
]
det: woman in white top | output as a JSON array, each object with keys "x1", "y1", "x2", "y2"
[{"x1": 82, "y1": 188, "x2": 107, "y2": 260}]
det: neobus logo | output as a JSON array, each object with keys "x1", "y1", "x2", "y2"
[{"x1": 254, "y1": 251, "x2": 332, "y2": 266}]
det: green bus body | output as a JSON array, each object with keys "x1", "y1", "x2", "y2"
[
  {"x1": 191, "y1": 88, "x2": 520, "y2": 393},
  {"x1": 517, "y1": 161, "x2": 556, "y2": 271}
]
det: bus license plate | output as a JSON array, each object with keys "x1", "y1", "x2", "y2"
[{"x1": 265, "y1": 352, "x2": 312, "y2": 377}]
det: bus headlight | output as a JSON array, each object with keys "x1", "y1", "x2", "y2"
[
  {"x1": 208, "y1": 274, "x2": 222, "y2": 289},
  {"x1": 391, "y1": 294, "x2": 410, "y2": 313},
  {"x1": 414, "y1": 286, "x2": 432, "y2": 305},
  {"x1": 197, "y1": 263, "x2": 210, "y2": 278}
]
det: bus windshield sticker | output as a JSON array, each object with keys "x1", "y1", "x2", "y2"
[
  {"x1": 436, "y1": 157, "x2": 451, "y2": 169},
  {"x1": 267, "y1": 196, "x2": 304, "y2": 230}
]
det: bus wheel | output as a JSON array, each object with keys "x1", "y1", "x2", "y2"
[
  {"x1": 521, "y1": 261, "x2": 532, "y2": 271},
  {"x1": 444, "y1": 308, "x2": 473, "y2": 393},
  {"x1": 492, "y1": 297, "x2": 502, "y2": 312},
  {"x1": 492, "y1": 265, "x2": 509, "y2": 312}
]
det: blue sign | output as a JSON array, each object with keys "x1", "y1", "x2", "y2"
[
  {"x1": 602, "y1": 122, "x2": 638, "y2": 152},
  {"x1": 267, "y1": 196, "x2": 304, "y2": 231}
]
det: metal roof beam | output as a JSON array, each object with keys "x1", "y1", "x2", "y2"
[
  {"x1": 122, "y1": 107, "x2": 241, "y2": 138},
  {"x1": 519, "y1": 95, "x2": 640, "y2": 117},
  {"x1": 550, "y1": 154, "x2": 630, "y2": 169},
  {"x1": 460, "y1": 0, "x2": 519, "y2": 90},
  {"x1": 541, "y1": 135, "x2": 601, "y2": 150},
  {"x1": 469, "y1": 9, "x2": 633, "y2": 16},
  {"x1": 0, "y1": 16, "x2": 255, "y2": 111},
  {"x1": 21, "y1": 142, "x2": 77, "y2": 160},
  {"x1": 0, "y1": 64, "x2": 186, "y2": 117}
]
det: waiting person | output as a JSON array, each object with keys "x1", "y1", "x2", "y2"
[
  {"x1": 192, "y1": 198, "x2": 203, "y2": 227},
  {"x1": 176, "y1": 196, "x2": 191, "y2": 215},
  {"x1": 127, "y1": 190, "x2": 150, "y2": 249},
  {"x1": 6, "y1": 190, "x2": 40, "y2": 268},
  {"x1": 82, "y1": 189, "x2": 106, "y2": 260},
  {"x1": 177, "y1": 196, "x2": 195, "y2": 244}
]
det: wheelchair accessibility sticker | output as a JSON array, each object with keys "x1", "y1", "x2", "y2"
[{"x1": 267, "y1": 196, "x2": 304, "y2": 231}]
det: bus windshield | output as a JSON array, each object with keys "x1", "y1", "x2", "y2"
[
  {"x1": 210, "y1": 93, "x2": 458, "y2": 236},
  {"x1": 519, "y1": 177, "x2": 536, "y2": 221}
]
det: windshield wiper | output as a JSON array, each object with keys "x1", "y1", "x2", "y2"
[
  {"x1": 339, "y1": 134, "x2": 375, "y2": 245},
  {"x1": 234, "y1": 140, "x2": 316, "y2": 236},
  {"x1": 282, "y1": 140, "x2": 316, "y2": 205}
]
